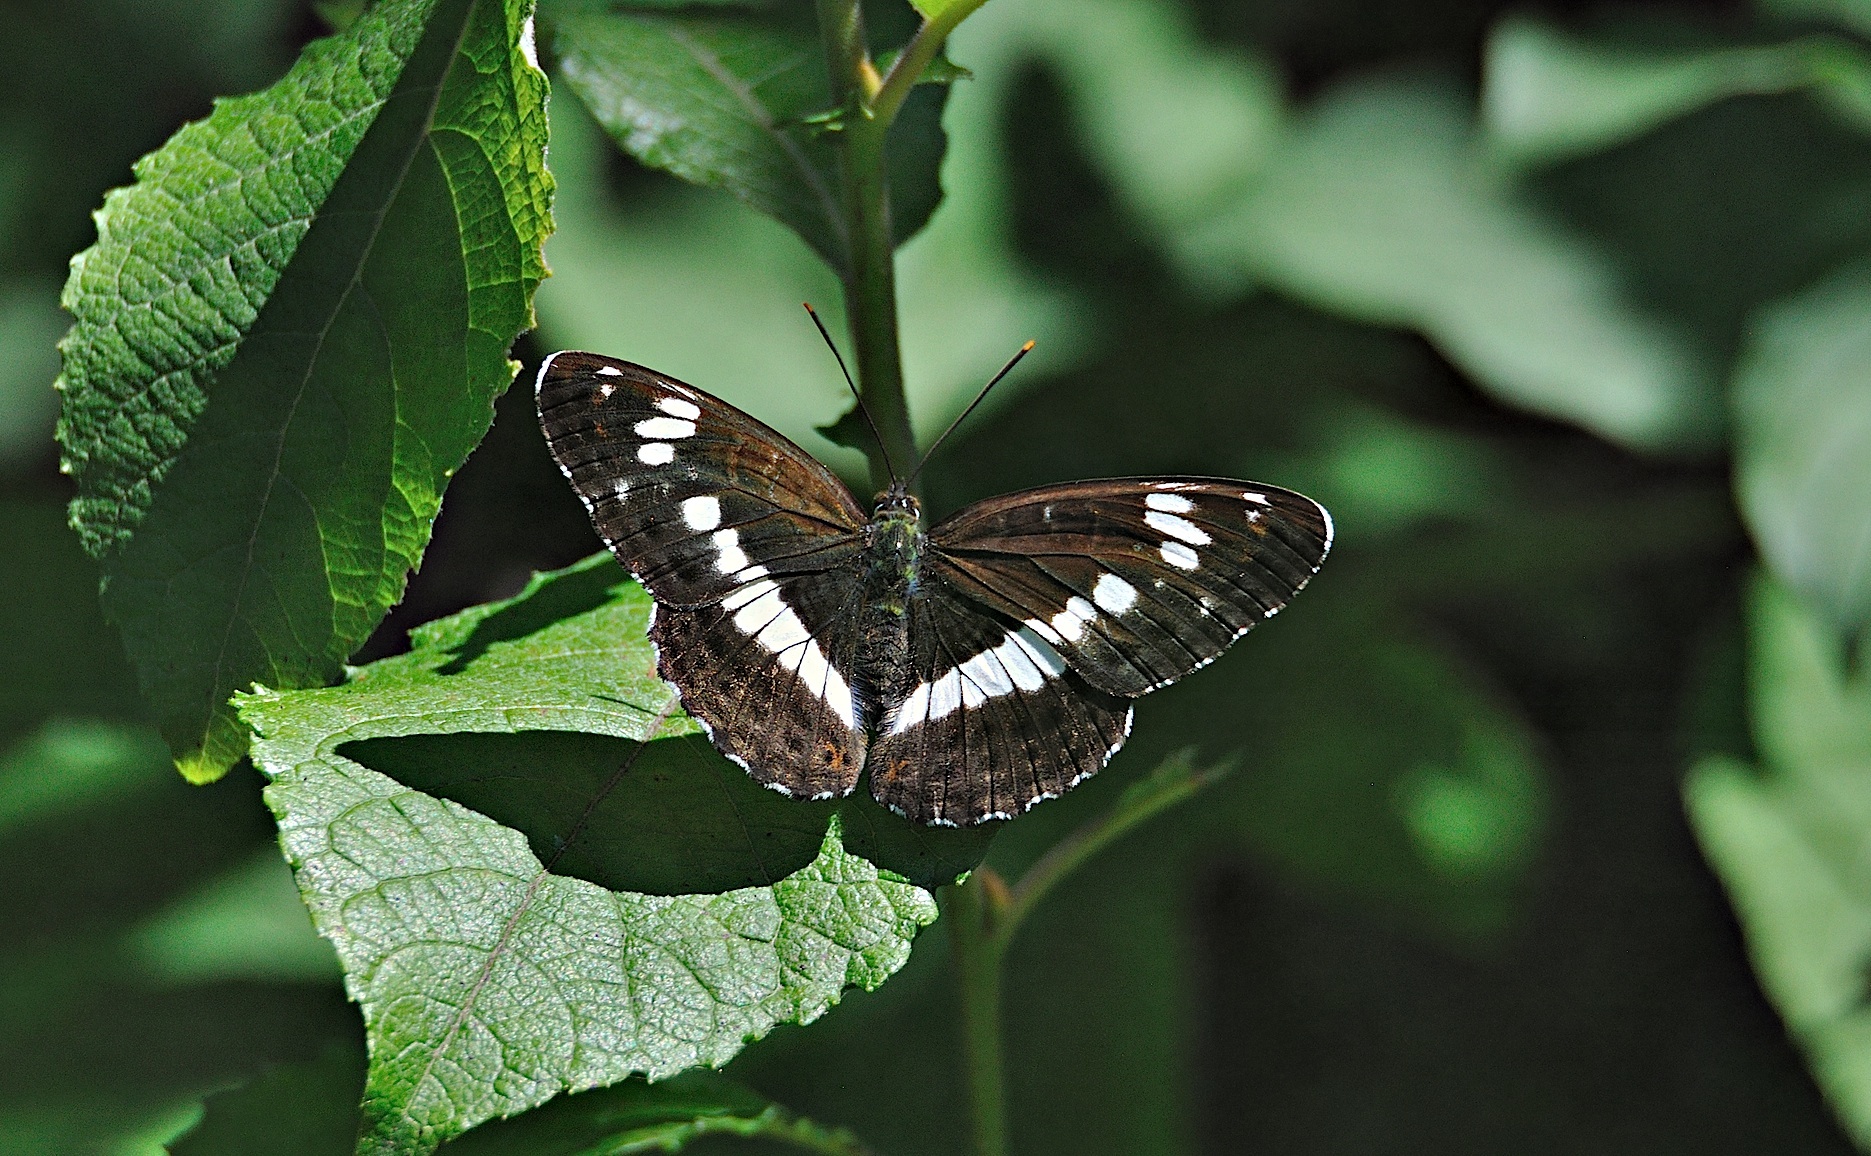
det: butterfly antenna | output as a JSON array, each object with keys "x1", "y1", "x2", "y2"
[
  {"x1": 804, "y1": 302, "x2": 900, "y2": 482},
  {"x1": 904, "y1": 340, "x2": 1035, "y2": 488}
]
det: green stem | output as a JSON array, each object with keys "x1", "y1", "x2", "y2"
[
  {"x1": 872, "y1": 0, "x2": 992, "y2": 128},
  {"x1": 947, "y1": 871, "x2": 1009, "y2": 1156},
  {"x1": 815, "y1": 0, "x2": 916, "y2": 492},
  {"x1": 996, "y1": 753, "x2": 1225, "y2": 952}
]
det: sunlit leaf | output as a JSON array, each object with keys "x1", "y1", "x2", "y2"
[
  {"x1": 1734, "y1": 262, "x2": 1871, "y2": 632},
  {"x1": 56, "y1": 0, "x2": 553, "y2": 781},
  {"x1": 1686, "y1": 576, "x2": 1871, "y2": 1147}
]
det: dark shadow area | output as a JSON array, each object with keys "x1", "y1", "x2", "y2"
[
  {"x1": 341, "y1": 729, "x2": 1000, "y2": 895},
  {"x1": 1192, "y1": 856, "x2": 1850, "y2": 1155},
  {"x1": 342, "y1": 730, "x2": 834, "y2": 895},
  {"x1": 427, "y1": 554, "x2": 626, "y2": 676}
]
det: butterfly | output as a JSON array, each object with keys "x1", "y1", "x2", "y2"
[{"x1": 536, "y1": 349, "x2": 1332, "y2": 826}]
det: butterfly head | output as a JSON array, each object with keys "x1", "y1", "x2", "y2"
[{"x1": 872, "y1": 481, "x2": 921, "y2": 526}]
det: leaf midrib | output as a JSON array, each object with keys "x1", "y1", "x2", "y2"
[{"x1": 202, "y1": 1, "x2": 478, "y2": 744}]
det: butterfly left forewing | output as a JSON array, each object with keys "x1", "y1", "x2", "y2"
[
  {"x1": 537, "y1": 351, "x2": 870, "y2": 608},
  {"x1": 927, "y1": 478, "x2": 1332, "y2": 697},
  {"x1": 537, "y1": 351, "x2": 872, "y2": 800}
]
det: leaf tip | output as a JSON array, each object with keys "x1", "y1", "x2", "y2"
[{"x1": 174, "y1": 746, "x2": 233, "y2": 785}]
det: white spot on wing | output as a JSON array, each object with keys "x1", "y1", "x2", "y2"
[
  {"x1": 929, "y1": 669, "x2": 963, "y2": 720},
  {"x1": 888, "y1": 628, "x2": 1065, "y2": 735},
  {"x1": 724, "y1": 582, "x2": 857, "y2": 728},
  {"x1": 597, "y1": 382, "x2": 615, "y2": 399},
  {"x1": 657, "y1": 396, "x2": 702, "y2": 420},
  {"x1": 895, "y1": 682, "x2": 931, "y2": 730},
  {"x1": 634, "y1": 417, "x2": 696, "y2": 439},
  {"x1": 722, "y1": 577, "x2": 778, "y2": 612},
  {"x1": 1160, "y1": 540, "x2": 1199, "y2": 570},
  {"x1": 960, "y1": 648, "x2": 1014, "y2": 698},
  {"x1": 1050, "y1": 596, "x2": 1097, "y2": 642},
  {"x1": 637, "y1": 442, "x2": 674, "y2": 465},
  {"x1": 681, "y1": 494, "x2": 722, "y2": 531},
  {"x1": 711, "y1": 527, "x2": 750, "y2": 574},
  {"x1": 1091, "y1": 572, "x2": 1138, "y2": 614},
  {"x1": 1009, "y1": 626, "x2": 1067, "y2": 677},
  {"x1": 1145, "y1": 510, "x2": 1211, "y2": 545},
  {"x1": 1023, "y1": 617, "x2": 1066, "y2": 647},
  {"x1": 1243, "y1": 491, "x2": 1268, "y2": 504},
  {"x1": 1144, "y1": 492, "x2": 1194, "y2": 513},
  {"x1": 595, "y1": 365, "x2": 624, "y2": 377}
]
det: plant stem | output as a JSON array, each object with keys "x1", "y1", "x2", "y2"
[
  {"x1": 997, "y1": 753, "x2": 1225, "y2": 950},
  {"x1": 948, "y1": 870, "x2": 1010, "y2": 1156},
  {"x1": 815, "y1": 0, "x2": 916, "y2": 493}
]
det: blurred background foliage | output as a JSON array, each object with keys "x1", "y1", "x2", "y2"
[{"x1": 5, "y1": 0, "x2": 1871, "y2": 1152}]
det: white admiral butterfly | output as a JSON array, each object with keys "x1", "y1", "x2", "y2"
[{"x1": 537, "y1": 350, "x2": 1332, "y2": 826}]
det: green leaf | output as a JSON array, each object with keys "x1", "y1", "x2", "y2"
[
  {"x1": 56, "y1": 0, "x2": 553, "y2": 782},
  {"x1": 545, "y1": 2, "x2": 949, "y2": 275},
  {"x1": 1685, "y1": 576, "x2": 1871, "y2": 1147},
  {"x1": 1734, "y1": 262, "x2": 1871, "y2": 632},
  {"x1": 1482, "y1": 19, "x2": 1871, "y2": 167},
  {"x1": 240, "y1": 556, "x2": 939, "y2": 1154},
  {"x1": 440, "y1": 1070, "x2": 871, "y2": 1154},
  {"x1": 1189, "y1": 74, "x2": 1719, "y2": 452}
]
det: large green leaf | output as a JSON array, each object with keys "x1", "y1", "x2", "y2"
[
  {"x1": 1686, "y1": 577, "x2": 1871, "y2": 1146},
  {"x1": 240, "y1": 555, "x2": 940, "y2": 1154},
  {"x1": 1734, "y1": 263, "x2": 1871, "y2": 632},
  {"x1": 56, "y1": 0, "x2": 553, "y2": 782},
  {"x1": 544, "y1": 1, "x2": 949, "y2": 277}
]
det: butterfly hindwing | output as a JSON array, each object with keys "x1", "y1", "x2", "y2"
[
  {"x1": 537, "y1": 352, "x2": 871, "y2": 799},
  {"x1": 652, "y1": 570, "x2": 869, "y2": 800},
  {"x1": 927, "y1": 478, "x2": 1332, "y2": 698},
  {"x1": 869, "y1": 572, "x2": 1134, "y2": 826}
]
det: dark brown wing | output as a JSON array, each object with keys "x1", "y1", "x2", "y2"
[
  {"x1": 536, "y1": 351, "x2": 869, "y2": 608},
  {"x1": 536, "y1": 351, "x2": 870, "y2": 798},
  {"x1": 866, "y1": 567, "x2": 1134, "y2": 826},
  {"x1": 926, "y1": 477, "x2": 1331, "y2": 697}
]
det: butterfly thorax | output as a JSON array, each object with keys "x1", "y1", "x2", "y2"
[
  {"x1": 863, "y1": 486, "x2": 924, "y2": 600},
  {"x1": 849, "y1": 486, "x2": 925, "y2": 727}
]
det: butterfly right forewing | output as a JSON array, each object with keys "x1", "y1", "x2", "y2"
[{"x1": 927, "y1": 477, "x2": 1332, "y2": 698}]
